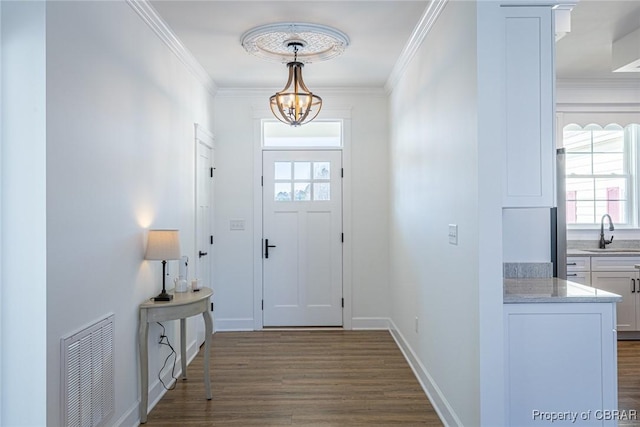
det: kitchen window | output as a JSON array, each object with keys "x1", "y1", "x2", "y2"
[{"x1": 563, "y1": 123, "x2": 639, "y2": 226}]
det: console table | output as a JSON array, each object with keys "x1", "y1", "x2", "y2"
[{"x1": 138, "y1": 287, "x2": 213, "y2": 423}]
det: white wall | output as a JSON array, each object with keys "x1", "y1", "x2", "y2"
[
  {"x1": 0, "y1": 2, "x2": 48, "y2": 425},
  {"x1": 388, "y1": 1, "x2": 505, "y2": 425},
  {"x1": 212, "y1": 90, "x2": 390, "y2": 330},
  {"x1": 44, "y1": 2, "x2": 214, "y2": 425}
]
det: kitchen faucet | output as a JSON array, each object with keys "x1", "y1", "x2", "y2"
[{"x1": 599, "y1": 214, "x2": 615, "y2": 249}]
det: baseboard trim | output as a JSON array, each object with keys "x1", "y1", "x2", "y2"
[
  {"x1": 116, "y1": 338, "x2": 199, "y2": 427},
  {"x1": 215, "y1": 318, "x2": 255, "y2": 331},
  {"x1": 351, "y1": 317, "x2": 390, "y2": 330},
  {"x1": 388, "y1": 319, "x2": 462, "y2": 427}
]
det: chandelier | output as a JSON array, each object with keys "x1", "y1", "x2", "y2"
[
  {"x1": 270, "y1": 41, "x2": 321, "y2": 127},
  {"x1": 241, "y1": 23, "x2": 350, "y2": 127}
]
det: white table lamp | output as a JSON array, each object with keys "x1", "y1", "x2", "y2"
[{"x1": 145, "y1": 229, "x2": 181, "y2": 301}]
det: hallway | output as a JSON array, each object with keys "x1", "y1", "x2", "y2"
[{"x1": 144, "y1": 330, "x2": 442, "y2": 426}]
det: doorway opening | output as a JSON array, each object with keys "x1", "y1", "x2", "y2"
[{"x1": 253, "y1": 118, "x2": 352, "y2": 329}]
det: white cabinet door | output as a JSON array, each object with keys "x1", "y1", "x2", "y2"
[
  {"x1": 505, "y1": 302, "x2": 618, "y2": 426},
  {"x1": 591, "y1": 256, "x2": 640, "y2": 272},
  {"x1": 566, "y1": 256, "x2": 591, "y2": 272},
  {"x1": 591, "y1": 271, "x2": 637, "y2": 331},
  {"x1": 566, "y1": 271, "x2": 591, "y2": 286},
  {"x1": 502, "y1": 6, "x2": 555, "y2": 207}
]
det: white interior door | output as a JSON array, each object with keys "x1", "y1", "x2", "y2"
[
  {"x1": 263, "y1": 150, "x2": 343, "y2": 327},
  {"x1": 195, "y1": 127, "x2": 214, "y2": 343}
]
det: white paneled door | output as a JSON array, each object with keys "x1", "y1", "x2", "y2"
[
  {"x1": 262, "y1": 150, "x2": 343, "y2": 326},
  {"x1": 195, "y1": 126, "x2": 214, "y2": 343}
]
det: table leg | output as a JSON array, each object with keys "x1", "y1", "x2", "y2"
[
  {"x1": 180, "y1": 318, "x2": 187, "y2": 379},
  {"x1": 139, "y1": 311, "x2": 149, "y2": 424},
  {"x1": 202, "y1": 311, "x2": 212, "y2": 400}
]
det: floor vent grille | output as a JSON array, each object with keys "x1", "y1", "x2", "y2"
[{"x1": 61, "y1": 314, "x2": 115, "y2": 427}]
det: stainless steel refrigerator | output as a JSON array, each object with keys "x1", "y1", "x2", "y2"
[{"x1": 551, "y1": 147, "x2": 567, "y2": 279}]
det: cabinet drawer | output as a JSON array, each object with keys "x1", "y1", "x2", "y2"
[
  {"x1": 591, "y1": 256, "x2": 640, "y2": 272},
  {"x1": 566, "y1": 256, "x2": 591, "y2": 272},
  {"x1": 565, "y1": 271, "x2": 591, "y2": 286}
]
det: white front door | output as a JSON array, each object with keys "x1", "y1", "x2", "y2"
[
  {"x1": 195, "y1": 127, "x2": 214, "y2": 343},
  {"x1": 262, "y1": 150, "x2": 343, "y2": 327}
]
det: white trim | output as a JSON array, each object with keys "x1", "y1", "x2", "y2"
[
  {"x1": 194, "y1": 123, "x2": 215, "y2": 341},
  {"x1": 125, "y1": 0, "x2": 217, "y2": 97},
  {"x1": 385, "y1": 0, "x2": 449, "y2": 93},
  {"x1": 193, "y1": 123, "x2": 215, "y2": 278},
  {"x1": 252, "y1": 110, "x2": 353, "y2": 330},
  {"x1": 114, "y1": 336, "x2": 200, "y2": 427},
  {"x1": 557, "y1": 78, "x2": 640, "y2": 90},
  {"x1": 216, "y1": 87, "x2": 387, "y2": 97},
  {"x1": 388, "y1": 319, "x2": 462, "y2": 427},
  {"x1": 351, "y1": 317, "x2": 389, "y2": 330},
  {"x1": 215, "y1": 318, "x2": 256, "y2": 332}
]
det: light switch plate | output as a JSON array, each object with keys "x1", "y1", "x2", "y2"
[
  {"x1": 448, "y1": 224, "x2": 458, "y2": 245},
  {"x1": 230, "y1": 219, "x2": 245, "y2": 231}
]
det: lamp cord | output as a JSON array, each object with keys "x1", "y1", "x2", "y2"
[{"x1": 156, "y1": 322, "x2": 178, "y2": 391}]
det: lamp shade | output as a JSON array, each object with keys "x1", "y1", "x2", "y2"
[{"x1": 145, "y1": 229, "x2": 181, "y2": 261}]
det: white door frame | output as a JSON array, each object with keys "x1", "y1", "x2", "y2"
[
  {"x1": 252, "y1": 109, "x2": 353, "y2": 330},
  {"x1": 194, "y1": 123, "x2": 215, "y2": 339}
]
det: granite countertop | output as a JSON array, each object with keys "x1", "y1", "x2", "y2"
[
  {"x1": 568, "y1": 240, "x2": 640, "y2": 257},
  {"x1": 504, "y1": 278, "x2": 622, "y2": 304},
  {"x1": 567, "y1": 248, "x2": 640, "y2": 257}
]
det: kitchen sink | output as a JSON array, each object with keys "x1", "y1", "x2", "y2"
[{"x1": 583, "y1": 248, "x2": 640, "y2": 252}]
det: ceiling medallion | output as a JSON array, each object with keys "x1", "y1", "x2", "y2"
[
  {"x1": 241, "y1": 23, "x2": 349, "y2": 126},
  {"x1": 241, "y1": 22, "x2": 350, "y2": 64}
]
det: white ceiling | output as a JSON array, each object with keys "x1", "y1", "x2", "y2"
[
  {"x1": 149, "y1": 0, "x2": 640, "y2": 90},
  {"x1": 556, "y1": 0, "x2": 640, "y2": 80},
  {"x1": 150, "y1": 0, "x2": 429, "y2": 89}
]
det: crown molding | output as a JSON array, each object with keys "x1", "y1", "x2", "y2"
[
  {"x1": 215, "y1": 87, "x2": 388, "y2": 98},
  {"x1": 126, "y1": 0, "x2": 218, "y2": 98},
  {"x1": 384, "y1": 0, "x2": 449, "y2": 93},
  {"x1": 557, "y1": 78, "x2": 640, "y2": 90}
]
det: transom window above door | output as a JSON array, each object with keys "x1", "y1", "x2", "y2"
[
  {"x1": 263, "y1": 120, "x2": 342, "y2": 147},
  {"x1": 273, "y1": 161, "x2": 331, "y2": 201}
]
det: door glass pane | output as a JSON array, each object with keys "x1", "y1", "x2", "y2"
[
  {"x1": 313, "y1": 183, "x2": 330, "y2": 201},
  {"x1": 294, "y1": 182, "x2": 311, "y2": 201},
  {"x1": 314, "y1": 162, "x2": 330, "y2": 179},
  {"x1": 294, "y1": 162, "x2": 311, "y2": 180},
  {"x1": 275, "y1": 183, "x2": 292, "y2": 201},
  {"x1": 275, "y1": 162, "x2": 291, "y2": 180}
]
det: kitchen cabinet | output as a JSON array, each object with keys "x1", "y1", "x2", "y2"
[
  {"x1": 591, "y1": 271, "x2": 637, "y2": 331},
  {"x1": 571, "y1": 255, "x2": 640, "y2": 332},
  {"x1": 501, "y1": 6, "x2": 555, "y2": 208},
  {"x1": 504, "y1": 300, "x2": 618, "y2": 426},
  {"x1": 567, "y1": 256, "x2": 591, "y2": 285}
]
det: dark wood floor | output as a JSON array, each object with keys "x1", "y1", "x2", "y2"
[
  {"x1": 618, "y1": 341, "x2": 640, "y2": 426},
  {"x1": 144, "y1": 330, "x2": 443, "y2": 426},
  {"x1": 145, "y1": 333, "x2": 640, "y2": 426}
]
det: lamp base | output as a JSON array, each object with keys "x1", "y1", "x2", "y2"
[{"x1": 154, "y1": 292, "x2": 173, "y2": 302}]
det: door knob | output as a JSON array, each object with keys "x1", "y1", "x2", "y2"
[{"x1": 199, "y1": 251, "x2": 208, "y2": 258}]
